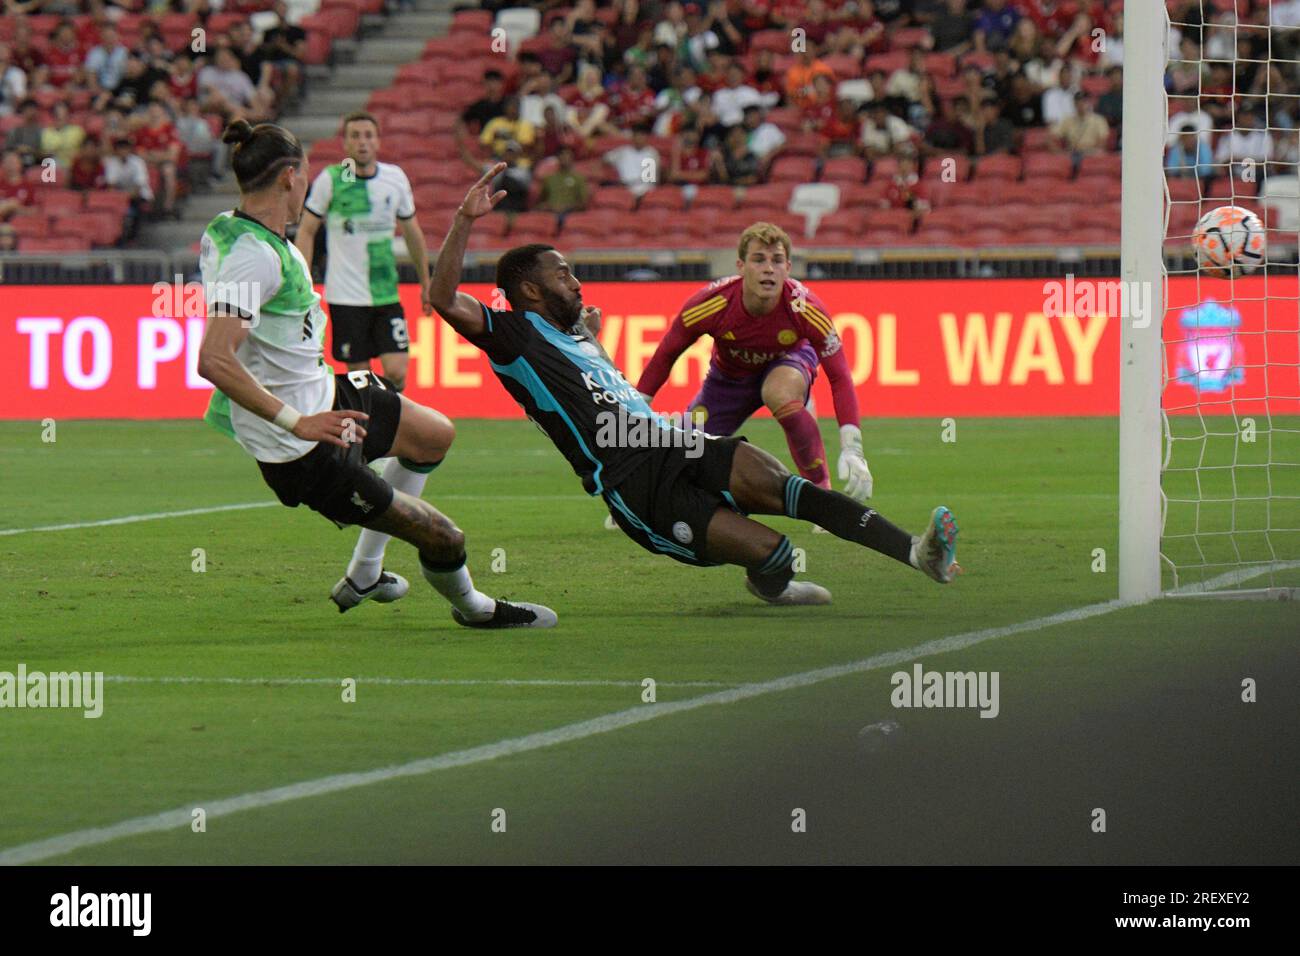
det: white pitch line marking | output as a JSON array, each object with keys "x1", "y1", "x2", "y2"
[
  {"x1": 103, "y1": 675, "x2": 733, "y2": 689},
  {"x1": 0, "y1": 598, "x2": 1126, "y2": 866},
  {"x1": 0, "y1": 495, "x2": 586, "y2": 536},
  {"x1": 0, "y1": 502, "x2": 279, "y2": 536}
]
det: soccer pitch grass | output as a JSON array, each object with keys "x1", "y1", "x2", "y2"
[{"x1": 1, "y1": 418, "x2": 1296, "y2": 865}]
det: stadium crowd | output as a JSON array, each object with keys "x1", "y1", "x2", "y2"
[
  {"x1": 0, "y1": 0, "x2": 307, "y2": 250},
  {"x1": 392, "y1": 0, "x2": 1294, "y2": 248},
  {"x1": 4, "y1": 0, "x2": 1299, "y2": 252}
]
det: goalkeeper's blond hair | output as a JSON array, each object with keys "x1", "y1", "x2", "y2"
[{"x1": 738, "y1": 222, "x2": 792, "y2": 262}]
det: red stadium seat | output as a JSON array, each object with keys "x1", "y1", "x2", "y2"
[
  {"x1": 868, "y1": 156, "x2": 901, "y2": 182},
  {"x1": 806, "y1": 227, "x2": 856, "y2": 247},
  {"x1": 779, "y1": 130, "x2": 824, "y2": 158},
  {"x1": 1022, "y1": 153, "x2": 1074, "y2": 181},
  {"x1": 823, "y1": 54, "x2": 861, "y2": 79},
  {"x1": 991, "y1": 180, "x2": 1050, "y2": 205},
  {"x1": 923, "y1": 53, "x2": 957, "y2": 78},
  {"x1": 690, "y1": 186, "x2": 734, "y2": 211},
  {"x1": 10, "y1": 216, "x2": 50, "y2": 239},
  {"x1": 920, "y1": 207, "x2": 971, "y2": 234},
  {"x1": 839, "y1": 181, "x2": 890, "y2": 207},
  {"x1": 1022, "y1": 205, "x2": 1069, "y2": 229},
  {"x1": 1166, "y1": 177, "x2": 1203, "y2": 203},
  {"x1": 962, "y1": 228, "x2": 1012, "y2": 247},
  {"x1": 737, "y1": 182, "x2": 791, "y2": 211},
  {"x1": 637, "y1": 188, "x2": 685, "y2": 213},
  {"x1": 587, "y1": 187, "x2": 638, "y2": 212},
  {"x1": 821, "y1": 156, "x2": 867, "y2": 184},
  {"x1": 766, "y1": 107, "x2": 802, "y2": 131},
  {"x1": 913, "y1": 226, "x2": 960, "y2": 246},
  {"x1": 973, "y1": 154, "x2": 1022, "y2": 181},
  {"x1": 817, "y1": 209, "x2": 863, "y2": 233},
  {"x1": 559, "y1": 228, "x2": 609, "y2": 248},
  {"x1": 864, "y1": 208, "x2": 917, "y2": 233},
  {"x1": 453, "y1": 9, "x2": 493, "y2": 31},
  {"x1": 892, "y1": 27, "x2": 931, "y2": 49},
  {"x1": 863, "y1": 52, "x2": 908, "y2": 74},
  {"x1": 1021, "y1": 128, "x2": 1055, "y2": 153},
  {"x1": 19, "y1": 236, "x2": 92, "y2": 253},
  {"x1": 1073, "y1": 227, "x2": 1119, "y2": 245},
  {"x1": 1018, "y1": 228, "x2": 1062, "y2": 245},
  {"x1": 750, "y1": 30, "x2": 792, "y2": 54},
  {"x1": 1078, "y1": 153, "x2": 1122, "y2": 178},
  {"x1": 1074, "y1": 204, "x2": 1122, "y2": 231},
  {"x1": 927, "y1": 182, "x2": 981, "y2": 207},
  {"x1": 1074, "y1": 175, "x2": 1122, "y2": 202},
  {"x1": 1205, "y1": 176, "x2": 1258, "y2": 200},
  {"x1": 83, "y1": 191, "x2": 130, "y2": 216},
  {"x1": 36, "y1": 190, "x2": 83, "y2": 215}
]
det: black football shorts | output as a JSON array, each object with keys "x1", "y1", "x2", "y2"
[
  {"x1": 602, "y1": 434, "x2": 747, "y2": 566},
  {"x1": 328, "y1": 302, "x2": 409, "y2": 363},
  {"x1": 257, "y1": 370, "x2": 403, "y2": 527}
]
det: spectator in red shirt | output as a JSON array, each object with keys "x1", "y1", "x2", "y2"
[
  {"x1": 882, "y1": 153, "x2": 929, "y2": 225},
  {"x1": 668, "y1": 124, "x2": 712, "y2": 204},
  {"x1": 801, "y1": 73, "x2": 839, "y2": 133},
  {"x1": 819, "y1": 97, "x2": 864, "y2": 157},
  {"x1": 609, "y1": 65, "x2": 659, "y2": 130},
  {"x1": 565, "y1": 61, "x2": 614, "y2": 139},
  {"x1": 133, "y1": 100, "x2": 181, "y2": 217},
  {"x1": 9, "y1": 22, "x2": 43, "y2": 78},
  {"x1": 851, "y1": 0, "x2": 890, "y2": 56},
  {"x1": 750, "y1": 48, "x2": 784, "y2": 99},
  {"x1": 70, "y1": 136, "x2": 108, "y2": 191},
  {"x1": 168, "y1": 53, "x2": 200, "y2": 103},
  {"x1": 536, "y1": 17, "x2": 577, "y2": 86},
  {"x1": 537, "y1": 103, "x2": 583, "y2": 160},
  {"x1": 0, "y1": 148, "x2": 35, "y2": 220},
  {"x1": 43, "y1": 20, "x2": 87, "y2": 90}
]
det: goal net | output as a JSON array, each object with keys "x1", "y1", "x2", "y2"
[{"x1": 1123, "y1": 0, "x2": 1300, "y2": 601}]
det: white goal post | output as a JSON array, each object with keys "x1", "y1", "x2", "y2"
[
  {"x1": 1122, "y1": 0, "x2": 1300, "y2": 603},
  {"x1": 1119, "y1": 0, "x2": 1166, "y2": 603}
]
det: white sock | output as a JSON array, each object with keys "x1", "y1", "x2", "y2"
[
  {"x1": 347, "y1": 458, "x2": 433, "y2": 588},
  {"x1": 908, "y1": 535, "x2": 921, "y2": 569},
  {"x1": 420, "y1": 556, "x2": 496, "y2": 621}
]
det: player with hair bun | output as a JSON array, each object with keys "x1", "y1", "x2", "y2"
[{"x1": 197, "y1": 120, "x2": 555, "y2": 628}]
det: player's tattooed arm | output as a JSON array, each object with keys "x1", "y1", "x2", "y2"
[{"x1": 429, "y1": 162, "x2": 507, "y2": 339}]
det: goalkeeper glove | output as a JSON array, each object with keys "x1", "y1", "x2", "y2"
[{"x1": 837, "y1": 423, "x2": 874, "y2": 502}]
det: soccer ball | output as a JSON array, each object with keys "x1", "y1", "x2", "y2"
[{"x1": 1192, "y1": 205, "x2": 1265, "y2": 278}]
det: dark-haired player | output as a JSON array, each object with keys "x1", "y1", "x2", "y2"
[
  {"x1": 293, "y1": 110, "x2": 426, "y2": 393},
  {"x1": 197, "y1": 122, "x2": 555, "y2": 628},
  {"x1": 638, "y1": 222, "x2": 873, "y2": 503},
  {"x1": 429, "y1": 164, "x2": 961, "y2": 606}
]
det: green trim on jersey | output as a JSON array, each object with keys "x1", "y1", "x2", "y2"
[
  {"x1": 323, "y1": 164, "x2": 400, "y2": 306},
  {"x1": 201, "y1": 211, "x2": 323, "y2": 439}
]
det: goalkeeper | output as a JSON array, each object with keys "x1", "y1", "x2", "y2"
[{"x1": 637, "y1": 222, "x2": 874, "y2": 503}]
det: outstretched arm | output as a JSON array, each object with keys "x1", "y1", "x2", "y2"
[
  {"x1": 636, "y1": 309, "x2": 705, "y2": 398},
  {"x1": 427, "y1": 162, "x2": 508, "y2": 340}
]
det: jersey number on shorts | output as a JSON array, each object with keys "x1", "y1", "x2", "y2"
[
  {"x1": 390, "y1": 318, "x2": 409, "y2": 349},
  {"x1": 347, "y1": 370, "x2": 386, "y2": 390}
]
